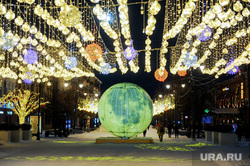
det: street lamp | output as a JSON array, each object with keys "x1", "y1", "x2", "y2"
[
  {"x1": 181, "y1": 84, "x2": 186, "y2": 88},
  {"x1": 64, "y1": 82, "x2": 69, "y2": 87},
  {"x1": 79, "y1": 84, "x2": 83, "y2": 88},
  {"x1": 200, "y1": 65, "x2": 204, "y2": 70},
  {"x1": 166, "y1": 85, "x2": 170, "y2": 89},
  {"x1": 95, "y1": 93, "x2": 99, "y2": 97},
  {"x1": 159, "y1": 94, "x2": 162, "y2": 98},
  {"x1": 84, "y1": 93, "x2": 87, "y2": 96}
]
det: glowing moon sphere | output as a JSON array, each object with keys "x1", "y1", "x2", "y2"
[{"x1": 98, "y1": 83, "x2": 153, "y2": 138}]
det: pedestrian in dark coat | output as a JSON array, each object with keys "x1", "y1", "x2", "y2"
[
  {"x1": 167, "y1": 123, "x2": 173, "y2": 138},
  {"x1": 173, "y1": 123, "x2": 179, "y2": 138},
  {"x1": 157, "y1": 123, "x2": 165, "y2": 142}
]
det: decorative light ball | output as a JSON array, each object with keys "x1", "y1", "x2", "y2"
[
  {"x1": 98, "y1": 83, "x2": 153, "y2": 138},
  {"x1": 222, "y1": 48, "x2": 228, "y2": 54},
  {"x1": 154, "y1": 68, "x2": 168, "y2": 82},
  {"x1": 5, "y1": 10, "x2": 15, "y2": 20},
  {"x1": 0, "y1": 3, "x2": 6, "y2": 15},
  {"x1": 212, "y1": 3, "x2": 222, "y2": 14},
  {"x1": 24, "y1": 49, "x2": 38, "y2": 64},
  {"x1": 26, "y1": 0, "x2": 35, "y2": 4},
  {"x1": 85, "y1": 43, "x2": 102, "y2": 62},
  {"x1": 183, "y1": 52, "x2": 198, "y2": 68},
  {"x1": 18, "y1": 79, "x2": 22, "y2": 84},
  {"x1": 47, "y1": 82, "x2": 52, "y2": 86},
  {"x1": 233, "y1": 1, "x2": 243, "y2": 12},
  {"x1": 90, "y1": 0, "x2": 100, "y2": 3},
  {"x1": 149, "y1": 0, "x2": 161, "y2": 15},
  {"x1": 59, "y1": 5, "x2": 81, "y2": 27},
  {"x1": 177, "y1": 70, "x2": 187, "y2": 77},
  {"x1": 23, "y1": 79, "x2": 32, "y2": 84},
  {"x1": 100, "y1": 63, "x2": 111, "y2": 75},
  {"x1": 1, "y1": 33, "x2": 16, "y2": 50},
  {"x1": 54, "y1": 0, "x2": 65, "y2": 6},
  {"x1": 196, "y1": 25, "x2": 212, "y2": 42},
  {"x1": 123, "y1": 46, "x2": 137, "y2": 60},
  {"x1": 64, "y1": 57, "x2": 77, "y2": 69},
  {"x1": 219, "y1": 0, "x2": 229, "y2": 6}
]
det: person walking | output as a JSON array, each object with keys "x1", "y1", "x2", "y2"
[
  {"x1": 173, "y1": 123, "x2": 179, "y2": 138},
  {"x1": 157, "y1": 123, "x2": 165, "y2": 142},
  {"x1": 167, "y1": 123, "x2": 173, "y2": 138}
]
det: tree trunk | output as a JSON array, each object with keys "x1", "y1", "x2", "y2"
[{"x1": 19, "y1": 116, "x2": 25, "y2": 124}]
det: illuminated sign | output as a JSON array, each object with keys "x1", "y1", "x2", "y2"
[
  {"x1": 222, "y1": 87, "x2": 229, "y2": 91},
  {"x1": 7, "y1": 111, "x2": 13, "y2": 115},
  {"x1": 205, "y1": 109, "x2": 210, "y2": 113},
  {"x1": 241, "y1": 82, "x2": 243, "y2": 99}
]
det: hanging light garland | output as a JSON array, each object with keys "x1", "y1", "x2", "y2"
[{"x1": 144, "y1": 0, "x2": 161, "y2": 73}]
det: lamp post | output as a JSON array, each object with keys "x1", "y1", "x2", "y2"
[{"x1": 37, "y1": 82, "x2": 41, "y2": 140}]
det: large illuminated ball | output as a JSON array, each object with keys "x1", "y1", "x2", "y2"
[
  {"x1": 196, "y1": 25, "x2": 212, "y2": 42},
  {"x1": 64, "y1": 56, "x2": 77, "y2": 69},
  {"x1": 24, "y1": 49, "x2": 38, "y2": 64},
  {"x1": 183, "y1": 52, "x2": 198, "y2": 68},
  {"x1": 98, "y1": 83, "x2": 153, "y2": 138},
  {"x1": 100, "y1": 63, "x2": 111, "y2": 75},
  {"x1": 59, "y1": 5, "x2": 81, "y2": 27},
  {"x1": 85, "y1": 43, "x2": 102, "y2": 62}
]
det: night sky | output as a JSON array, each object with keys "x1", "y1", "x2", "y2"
[{"x1": 94, "y1": 0, "x2": 176, "y2": 98}]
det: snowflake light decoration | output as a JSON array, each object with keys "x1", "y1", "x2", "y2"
[
  {"x1": 1, "y1": 33, "x2": 16, "y2": 50},
  {"x1": 24, "y1": 49, "x2": 38, "y2": 64},
  {"x1": 183, "y1": 52, "x2": 198, "y2": 68},
  {"x1": 100, "y1": 63, "x2": 111, "y2": 75},
  {"x1": 64, "y1": 57, "x2": 77, "y2": 69},
  {"x1": 196, "y1": 25, "x2": 212, "y2": 42}
]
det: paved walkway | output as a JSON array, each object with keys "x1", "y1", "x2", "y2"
[{"x1": 0, "y1": 126, "x2": 249, "y2": 166}]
